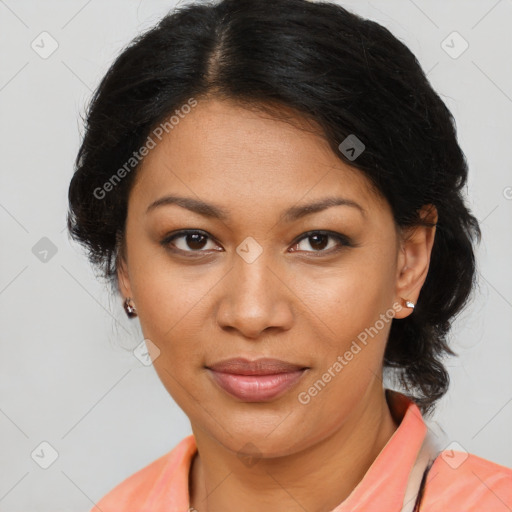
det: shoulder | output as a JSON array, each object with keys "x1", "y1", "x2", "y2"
[
  {"x1": 90, "y1": 435, "x2": 196, "y2": 512},
  {"x1": 422, "y1": 450, "x2": 512, "y2": 511}
]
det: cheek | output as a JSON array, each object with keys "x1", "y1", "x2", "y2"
[
  {"x1": 296, "y1": 245, "x2": 397, "y2": 338},
  {"x1": 290, "y1": 244, "x2": 397, "y2": 404},
  {"x1": 130, "y1": 260, "x2": 214, "y2": 410},
  {"x1": 134, "y1": 274, "x2": 211, "y2": 351},
  {"x1": 127, "y1": 233, "x2": 209, "y2": 326}
]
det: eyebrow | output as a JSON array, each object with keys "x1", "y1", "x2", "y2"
[{"x1": 146, "y1": 194, "x2": 366, "y2": 221}]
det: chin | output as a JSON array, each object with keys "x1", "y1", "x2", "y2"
[{"x1": 203, "y1": 413, "x2": 309, "y2": 458}]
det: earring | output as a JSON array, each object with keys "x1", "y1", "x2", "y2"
[
  {"x1": 401, "y1": 297, "x2": 415, "y2": 310},
  {"x1": 124, "y1": 297, "x2": 137, "y2": 318}
]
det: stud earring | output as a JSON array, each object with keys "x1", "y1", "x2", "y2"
[
  {"x1": 124, "y1": 297, "x2": 137, "y2": 318},
  {"x1": 401, "y1": 298, "x2": 415, "y2": 310}
]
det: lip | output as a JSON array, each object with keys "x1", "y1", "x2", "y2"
[{"x1": 206, "y1": 357, "x2": 309, "y2": 402}]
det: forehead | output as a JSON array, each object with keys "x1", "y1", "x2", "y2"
[{"x1": 130, "y1": 97, "x2": 385, "y2": 216}]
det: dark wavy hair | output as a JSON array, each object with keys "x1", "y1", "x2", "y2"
[{"x1": 67, "y1": 0, "x2": 481, "y2": 416}]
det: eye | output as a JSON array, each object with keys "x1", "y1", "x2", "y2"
[
  {"x1": 161, "y1": 229, "x2": 353, "y2": 257},
  {"x1": 161, "y1": 230, "x2": 222, "y2": 254},
  {"x1": 289, "y1": 230, "x2": 352, "y2": 255}
]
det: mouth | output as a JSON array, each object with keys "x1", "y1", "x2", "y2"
[{"x1": 206, "y1": 357, "x2": 309, "y2": 402}]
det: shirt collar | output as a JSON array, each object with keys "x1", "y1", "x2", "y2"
[{"x1": 332, "y1": 389, "x2": 427, "y2": 511}]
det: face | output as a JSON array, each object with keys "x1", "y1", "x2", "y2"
[{"x1": 118, "y1": 97, "x2": 432, "y2": 457}]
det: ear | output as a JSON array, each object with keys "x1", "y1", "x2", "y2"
[
  {"x1": 394, "y1": 204, "x2": 437, "y2": 319},
  {"x1": 116, "y1": 243, "x2": 133, "y2": 300}
]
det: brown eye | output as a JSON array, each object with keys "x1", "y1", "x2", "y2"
[
  {"x1": 161, "y1": 230, "x2": 220, "y2": 253},
  {"x1": 181, "y1": 233, "x2": 208, "y2": 250},
  {"x1": 306, "y1": 233, "x2": 330, "y2": 251},
  {"x1": 290, "y1": 230, "x2": 352, "y2": 255}
]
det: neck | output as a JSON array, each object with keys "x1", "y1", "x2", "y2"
[{"x1": 189, "y1": 385, "x2": 399, "y2": 512}]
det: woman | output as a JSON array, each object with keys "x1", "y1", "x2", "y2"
[{"x1": 66, "y1": 0, "x2": 512, "y2": 510}]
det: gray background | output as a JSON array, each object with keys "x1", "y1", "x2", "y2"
[{"x1": 1, "y1": 0, "x2": 511, "y2": 510}]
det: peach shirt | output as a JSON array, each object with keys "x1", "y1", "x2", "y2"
[{"x1": 92, "y1": 390, "x2": 512, "y2": 511}]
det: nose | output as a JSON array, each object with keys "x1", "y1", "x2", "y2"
[{"x1": 215, "y1": 251, "x2": 294, "y2": 340}]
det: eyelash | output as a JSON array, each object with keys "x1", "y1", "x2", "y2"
[{"x1": 160, "y1": 229, "x2": 354, "y2": 257}]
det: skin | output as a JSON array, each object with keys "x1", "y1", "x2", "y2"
[{"x1": 117, "y1": 97, "x2": 437, "y2": 512}]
